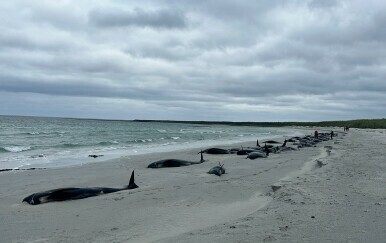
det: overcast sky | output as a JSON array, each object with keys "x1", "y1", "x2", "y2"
[{"x1": 0, "y1": 0, "x2": 385, "y2": 121}]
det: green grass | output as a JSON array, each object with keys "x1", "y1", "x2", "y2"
[{"x1": 133, "y1": 118, "x2": 386, "y2": 129}]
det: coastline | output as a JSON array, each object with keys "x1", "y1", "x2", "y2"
[
  {"x1": 0, "y1": 122, "x2": 302, "y2": 170},
  {"x1": 1, "y1": 128, "x2": 384, "y2": 242}
]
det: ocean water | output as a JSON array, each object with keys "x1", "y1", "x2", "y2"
[{"x1": 0, "y1": 116, "x2": 302, "y2": 169}]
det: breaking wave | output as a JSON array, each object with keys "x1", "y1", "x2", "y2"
[{"x1": 0, "y1": 146, "x2": 32, "y2": 153}]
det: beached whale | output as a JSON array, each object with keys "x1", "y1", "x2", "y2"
[
  {"x1": 147, "y1": 153, "x2": 205, "y2": 168},
  {"x1": 263, "y1": 144, "x2": 274, "y2": 149},
  {"x1": 236, "y1": 148, "x2": 261, "y2": 155},
  {"x1": 229, "y1": 148, "x2": 242, "y2": 154},
  {"x1": 88, "y1": 154, "x2": 104, "y2": 158},
  {"x1": 200, "y1": 148, "x2": 230, "y2": 154},
  {"x1": 278, "y1": 146, "x2": 298, "y2": 152},
  {"x1": 246, "y1": 151, "x2": 268, "y2": 160},
  {"x1": 264, "y1": 140, "x2": 281, "y2": 144},
  {"x1": 23, "y1": 171, "x2": 138, "y2": 205},
  {"x1": 208, "y1": 163, "x2": 225, "y2": 176},
  {"x1": 264, "y1": 144, "x2": 272, "y2": 154}
]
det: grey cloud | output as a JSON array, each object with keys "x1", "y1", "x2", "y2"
[
  {"x1": 0, "y1": 33, "x2": 45, "y2": 52},
  {"x1": 308, "y1": 0, "x2": 338, "y2": 9},
  {"x1": 168, "y1": 0, "x2": 281, "y2": 21},
  {"x1": 293, "y1": 6, "x2": 386, "y2": 46},
  {"x1": 26, "y1": 3, "x2": 88, "y2": 31},
  {"x1": 128, "y1": 45, "x2": 199, "y2": 61},
  {"x1": 0, "y1": 31, "x2": 79, "y2": 53},
  {"x1": 0, "y1": 71, "x2": 225, "y2": 104},
  {"x1": 0, "y1": 75, "x2": 154, "y2": 101},
  {"x1": 89, "y1": 8, "x2": 187, "y2": 29},
  {"x1": 0, "y1": 0, "x2": 386, "y2": 121}
]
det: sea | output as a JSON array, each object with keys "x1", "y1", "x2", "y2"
[{"x1": 0, "y1": 116, "x2": 303, "y2": 170}]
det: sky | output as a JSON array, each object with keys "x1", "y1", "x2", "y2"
[{"x1": 0, "y1": 0, "x2": 385, "y2": 122}]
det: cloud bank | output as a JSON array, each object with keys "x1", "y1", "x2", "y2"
[{"x1": 0, "y1": 0, "x2": 385, "y2": 121}]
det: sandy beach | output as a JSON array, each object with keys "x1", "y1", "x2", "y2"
[{"x1": 1, "y1": 128, "x2": 385, "y2": 243}]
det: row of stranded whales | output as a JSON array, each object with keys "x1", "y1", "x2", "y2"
[
  {"x1": 23, "y1": 131, "x2": 336, "y2": 205},
  {"x1": 23, "y1": 171, "x2": 138, "y2": 205},
  {"x1": 199, "y1": 132, "x2": 335, "y2": 160}
]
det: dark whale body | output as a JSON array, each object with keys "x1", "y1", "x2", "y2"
[
  {"x1": 236, "y1": 149, "x2": 260, "y2": 155},
  {"x1": 246, "y1": 152, "x2": 267, "y2": 160},
  {"x1": 23, "y1": 171, "x2": 138, "y2": 205},
  {"x1": 147, "y1": 153, "x2": 205, "y2": 168},
  {"x1": 147, "y1": 159, "x2": 202, "y2": 168},
  {"x1": 201, "y1": 148, "x2": 230, "y2": 154},
  {"x1": 208, "y1": 163, "x2": 225, "y2": 176}
]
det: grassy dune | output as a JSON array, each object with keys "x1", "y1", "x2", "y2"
[{"x1": 134, "y1": 118, "x2": 386, "y2": 129}]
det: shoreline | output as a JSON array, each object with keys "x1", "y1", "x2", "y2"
[
  {"x1": 2, "y1": 128, "x2": 383, "y2": 242},
  {"x1": 0, "y1": 127, "x2": 302, "y2": 171},
  {"x1": 0, "y1": 126, "x2": 322, "y2": 171}
]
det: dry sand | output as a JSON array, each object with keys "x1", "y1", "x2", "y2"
[{"x1": 0, "y1": 128, "x2": 385, "y2": 243}]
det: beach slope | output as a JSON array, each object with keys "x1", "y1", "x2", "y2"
[{"x1": 0, "y1": 129, "x2": 385, "y2": 242}]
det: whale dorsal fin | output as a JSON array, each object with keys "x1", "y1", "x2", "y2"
[
  {"x1": 127, "y1": 170, "x2": 138, "y2": 189},
  {"x1": 200, "y1": 150, "x2": 205, "y2": 163}
]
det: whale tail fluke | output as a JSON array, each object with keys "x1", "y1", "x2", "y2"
[{"x1": 127, "y1": 170, "x2": 139, "y2": 189}]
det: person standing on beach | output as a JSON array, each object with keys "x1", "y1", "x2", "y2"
[
  {"x1": 314, "y1": 130, "x2": 319, "y2": 138},
  {"x1": 330, "y1": 131, "x2": 334, "y2": 139}
]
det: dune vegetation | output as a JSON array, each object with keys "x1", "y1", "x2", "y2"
[{"x1": 134, "y1": 118, "x2": 386, "y2": 129}]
